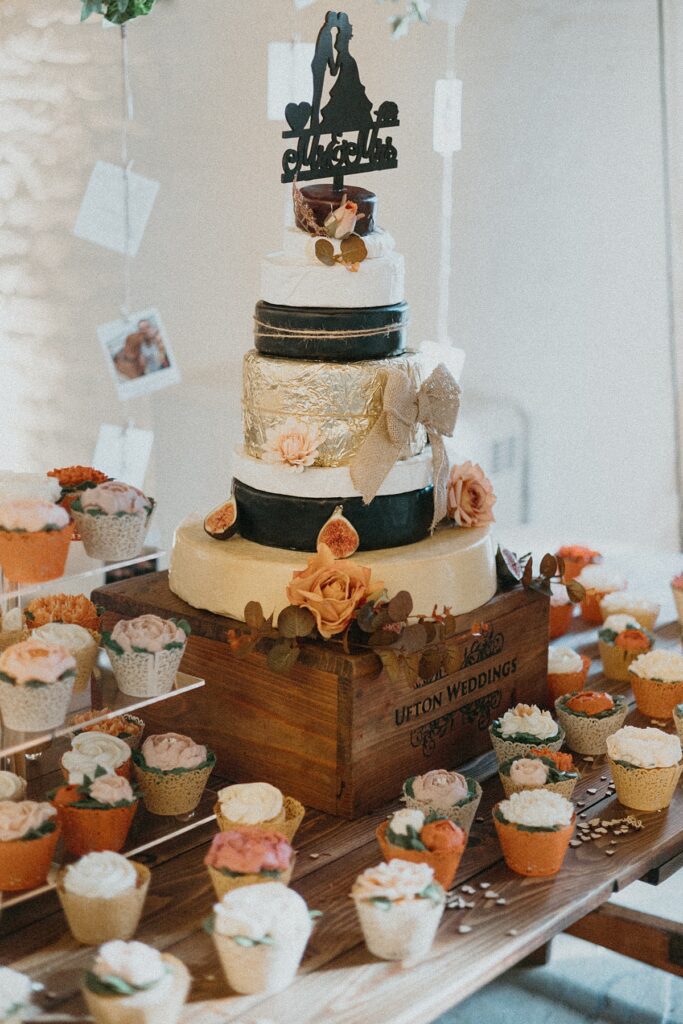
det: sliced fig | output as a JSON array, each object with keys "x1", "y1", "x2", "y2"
[
  {"x1": 204, "y1": 497, "x2": 238, "y2": 540},
  {"x1": 495, "y1": 545, "x2": 524, "y2": 588},
  {"x1": 317, "y1": 505, "x2": 359, "y2": 558}
]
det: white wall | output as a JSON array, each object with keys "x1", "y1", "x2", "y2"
[{"x1": 0, "y1": 0, "x2": 679, "y2": 552}]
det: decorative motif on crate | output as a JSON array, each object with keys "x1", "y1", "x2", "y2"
[
  {"x1": 460, "y1": 630, "x2": 505, "y2": 669},
  {"x1": 408, "y1": 690, "x2": 507, "y2": 757}
]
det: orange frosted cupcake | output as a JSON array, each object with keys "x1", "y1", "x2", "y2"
[
  {"x1": 376, "y1": 808, "x2": 466, "y2": 890},
  {"x1": 576, "y1": 566, "x2": 627, "y2": 625},
  {"x1": 47, "y1": 466, "x2": 110, "y2": 539},
  {"x1": 555, "y1": 690, "x2": 629, "y2": 755},
  {"x1": 53, "y1": 772, "x2": 139, "y2": 856},
  {"x1": 0, "y1": 799, "x2": 60, "y2": 891},
  {"x1": 597, "y1": 615, "x2": 652, "y2": 682},
  {"x1": 493, "y1": 789, "x2": 575, "y2": 877},
  {"x1": 547, "y1": 646, "x2": 591, "y2": 702},
  {"x1": 628, "y1": 650, "x2": 683, "y2": 719},
  {"x1": 549, "y1": 583, "x2": 573, "y2": 639},
  {"x1": 70, "y1": 481, "x2": 154, "y2": 561},
  {"x1": 0, "y1": 500, "x2": 73, "y2": 584},
  {"x1": 25, "y1": 593, "x2": 101, "y2": 633},
  {"x1": 556, "y1": 546, "x2": 602, "y2": 582}
]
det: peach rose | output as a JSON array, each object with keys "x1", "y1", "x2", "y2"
[
  {"x1": 0, "y1": 800, "x2": 56, "y2": 841},
  {"x1": 286, "y1": 544, "x2": 380, "y2": 639},
  {"x1": 88, "y1": 774, "x2": 135, "y2": 806},
  {"x1": 80, "y1": 481, "x2": 150, "y2": 516},
  {"x1": 446, "y1": 461, "x2": 496, "y2": 528},
  {"x1": 420, "y1": 819, "x2": 465, "y2": 853},
  {"x1": 410, "y1": 769, "x2": 469, "y2": 809},
  {"x1": 509, "y1": 758, "x2": 549, "y2": 788},
  {"x1": 111, "y1": 614, "x2": 185, "y2": 654},
  {"x1": 204, "y1": 827, "x2": 292, "y2": 875},
  {"x1": 0, "y1": 640, "x2": 76, "y2": 686},
  {"x1": 263, "y1": 417, "x2": 324, "y2": 473},
  {"x1": 141, "y1": 732, "x2": 207, "y2": 771},
  {"x1": 351, "y1": 859, "x2": 436, "y2": 903}
]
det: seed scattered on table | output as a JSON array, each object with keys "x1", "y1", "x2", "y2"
[
  {"x1": 583, "y1": 756, "x2": 594, "y2": 762},
  {"x1": 480, "y1": 882, "x2": 491, "y2": 889},
  {"x1": 483, "y1": 891, "x2": 500, "y2": 899},
  {"x1": 461, "y1": 885, "x2": 476, "y2": 894},
  {"x1": 605, "y1": 849, "x2": 616, "y2": 856},
  {"x1": 496, "y1": 898, "x2": 507, "y2": 906},
  {"x1": 309, "y1": 853, "x2": 320, "y2": 859},
  {"x1": 458, "y1": 924, "x2": 473, "y2": 934},
  {"x1": 570, "y1": 840, "x2": 582, "y2": 847},
  {"x1": 507, "y1": 929, "x2": 519, "y2": 937},
  {"x1": 476, "y1": 816, "x2": 485, "y2": 822},
  {"x1": 587, "y1": 788, "x2": 598, "y2": 795}
]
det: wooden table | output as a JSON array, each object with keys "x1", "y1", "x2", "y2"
[{"x1": 2, "y1": 617, "x2": 682, "y2": 1024}]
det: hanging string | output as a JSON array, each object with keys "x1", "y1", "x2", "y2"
[
  {"x1": 120, "y1": 22, "x2": 134, "y2": 321},
  {"x1": 436, "y1": 20, "x2": 457, "y2": 346}
]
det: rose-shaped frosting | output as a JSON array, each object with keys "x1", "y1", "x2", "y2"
[
  {"x1": 62, "y1": 733, "x2": 131, "y2": 784},
  {"x1": 213, "y1": 882, "x2": 312, "y2": 943},
  {"x1": 286, "y1": 544, "x2": 379, "y2": 639},
  {"x1": 88, "y1": 774, "x2": 135, "y2": 806},
  {"x1": 613, "y1": 629, "x2": 650, "y2": 653},
  {"x1": 92, "y1": 941, "x2": 166, "y2": 988},
  {"x1": 600, "y1": 592, "x2": 659, "y2": 617},
  {"x1": 80, "y1": 481, "x2": 149, "y2": 516},
  {"x1": 556, "y1": 545, "x2": 601, "y2": 566},
  {"x1": 509, "y1": 758, "x2": 549, "y2": 787},
  {"x1": 32, "y1": 622, "x2": 95, "y2": 653},
  {"x1": 0, "y1": 967, "x2": 33, "y2": 1017},
  {"x1": 602, "y1": 613, "x2": 643, "y2": 635},
  {"x1": 446, "y1": 461, "x2": 496, "y2": 528},
  {"x1": 217, "y1": 782, "x2": 284, "y2": 825},
  {"x1": 351, "y1": 859, "x2": 437, "y2": 903},
  {"x1": 409, "y1": 769, "x2": 469, "y2": 809},
  {"x1": 63, "y1": 851, "x2": 137, "y2": 899},
  {"x1": 529, "y1": 747, "x2": 576, "y2": 773},
  {"x1": 0, "y1": 499, "x2": 69, "y2": 532},
  {"x1": 0, "y1": 639, "x2": 76, "y2": 686},
  {"x1": 204, "y1": 828, "x2": 292, "y2": 875},
  {"x1": 576, "y1": 565, "x2": 626, "y2": 591},
  {"x1": 549, "y1": 583, "x2": 570, "y2": 608},
  {"x1": 0, "y1": 800, "x2": 56, "y2": 841},
  {"x1": 629, "y1": 650, "x2": 683, "y2": 682},
  {"x1": 263, "y1": 417, "x2": 324, "y2": 473},
  {"x1": 110, "y1": 614, "x2": 185, "y2": 654},
  {"x1": 566, "y1": 691, "x2": 615, "y2": 716},
  {"x1": 497, "y1": 703, "x2": 559, "y2": 740},
  {"x1": 420, "y1": 819, "x2": 465, "y2": 852},
  {"x1": 141, "y1": 732, "x2": 207, "y2": 771},
  {"x1": 547, "y1": 647, "x2": 583, "y2": 674},
  {"x1": 0, "y1": 771, "x2": 26, "y2": 802},
  {"x1": 0, "y1": 470, "x2": 60, "y2": 504},
  {"x1": 498, "y1": 789, "x2": 574, "y2": 829},
  {"x1": 388, "y1": 808, "x2": 425, "y2": 836},
  {"x1": 607, "y1": 726, "x2": 682, "y2": 768}
]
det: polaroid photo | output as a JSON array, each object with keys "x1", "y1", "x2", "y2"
[{"x1": 98, "y1": 307, "x2": 181, "y2": 400}]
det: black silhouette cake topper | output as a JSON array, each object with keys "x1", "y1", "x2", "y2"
[{"x1": 281, "y1": 10, "x2": 400, "y2": 190}]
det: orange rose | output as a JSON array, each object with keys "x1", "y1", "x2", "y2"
[
  {"x1": 420, "y1": 819, "x2": 466, "y2": 853},
  {"x1": 48, "y1": 466, "x2": 109, "y2": 489},
  {"x1": 286, "y1": 544, "x2": 381, "y2": 639},
  {"x1": 25, "y1": 594, "x2": 100, "y2": 633},
  {"x1": 614, "y1": 629, "x2": 651, "y2": 653},
  {"x1": 529, "y1": 747, "x2": 576, "y2": 773},
  {"x1": 566, "y1": 691, "x2": 614, "y2": 716}
]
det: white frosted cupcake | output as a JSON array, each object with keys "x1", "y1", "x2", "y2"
[
  {"x1": 104, "y1": 615, "x2": 189, "y2": 697},
  {"x1": 351, "y1": 860, "x2": 445, "y2": 962},
  {"x1": 489, "y1": 703, "x2": 564, "y2": 764},
  {"x1": 401, "y1": 768, "x2": 482, "y2": 833},
  {"x1": 32, "y1": 622, "x2": 99, "y2": 693},
  {"x1": 62, "y1": 733, "x2": 132, "y2": 784},
  {"x1": 599, "y1": 592, "x2": 660, "y2": 631},
  {"x1": 577, "y1": 565, "x2": 627, "y2": 625},
  {"x1": 82, "y1": 941, "x2": 190, "y2": 1024},
  {"x1": 0, "y1": 499, "x2": 73, "y2": 585},
  {"x1": 628, "y1": 650, "x2": 683, "y2": 720},
  {"x1": 0, "y1": 770, "x2": 27, "y2": 802},
  {"x1": 0, "y1": 639, "x2": 76, "y2": 731},
  {"x1": 607, "y1": 726, "x2": 682, "y2": 811},
  {"x1": 210, "y1": 882, "x2": 314, "y2": 994},
  {"x1": 547, "y1": 646, "x2": 591, "y2": 701},
  {"x1": 215, "y1": 782, "x2": 305, "y2": 843},
  {"x1": 597, "y1": 614, "x2": 652, "y2": 682},
  {"x1": 70, "y1": 481, "x2": 155, "y2": 561},
  {"x1": 58, "y1": 851, "x2": 150, "y2": 945},
  {"x1": 133, "y1": 732, "x2": 215, "y2": 816},
  {"x1": 0, "y1": 966, "x2": 34, "y2": 1023},
  {"x1": 493, "y1": 789, "x2": 575, "y2": 877}
]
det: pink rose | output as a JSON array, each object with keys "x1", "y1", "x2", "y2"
[
  {"x1": 0, "y1": 640, "x2": 76, "y2": 686},
  {"x1": 141, "y1": 732, "x2": 207, "y2": 771},
  {"x1": 509, "y1": 758, "x2": 549, "y2": 788},
  {"x1": 88, "y1": 775, "x2": 135, "y2": 806},
  {"x1": 81, "y1": 481, "x2": 150, "y2": 516},
  {"x1": 111, "y1": 614, "x2": 185, "y2": 654},
  {"x1": 263, "y1": 417, "x2": 324, "y2": 473},
  {"x1": 204, "y1": 827, "x2": 292, "y2": 875},
  {"x1": 446, "y1": 461, "x2": 496, "y2": 528},
  {"x1": 0, "y1": 499, "x2": 69, "y2": 532},
  {"x1": 410, "y1": 769, "x2": 469, "y2": 809},
  {"x1": 0, "y1": 800, "x2": 56, "y2": 841}
]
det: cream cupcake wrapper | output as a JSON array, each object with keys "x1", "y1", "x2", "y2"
[
  {"x1": 212, "y1": 928, "x2": 309, "y2": 995},
  {"x1": 57, "y1": 861, "x2": 150, "y2": 945},
  {"x1": 402, "y1": 779, "x2": 483, "y2": 834},
  {"x1": 108, "y1": 646, "x2": 184, "y2": 698},
  {"x1": 674, "y1": 707, "x2": 683, "y2": 743},
  {"x1": 72, "y1": 634, "x2": 100, "y2": 694},
  {"x1": 555, "y1": 700, "x2": 629, "y2": 756},
  {"x1": 354, "y1": 896, "x2": 444, "y2": 961},
  {"x1": 0, "y1": 673, "x2": 75, "y2": 732},
  {"x1": 134, "y1": 758, "x2": 213, "y2": 816},
  {"x1": 207, "y1": 860, "x2": 295, "y2": 901},
  {"x1": 72, "y1": 507, "x2": 151, "y2": 562},
  {"x1": 608, "y1": 757, "x2": 683, "y2": 812},
  {"x1": 598, "y1": 640, "x2": 643, "y2": 683},
  {"x1": 598, "y1": 602, "x2": 659, "y2": 631},
  {"x1": 489, "y1": 727, "x2": 565, "y2": 766},
  {"x1": 499, "y1": 773, "x2": 578, "y2": 800},
  {"x1": 214, "y1": 795, "x2": 305, "y2": 843},
  {"x1": 81, "y1": 954, "x2": 190, "y2": 1024}
]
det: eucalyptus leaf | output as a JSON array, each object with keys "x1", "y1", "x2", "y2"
[
  {"x1": 539, "y1": 553, "x2": 557, "y2": 579},
  {"x1": 267, "y1": 640, "x2": 300, "y2": 674},
  {"x1": 387, "y1": 590, "x2": 413, "y2": 622},
  {"x1": 315, "y1": 238, "x2": 336, "y2": 267},
  {"x1": 277, "y1": 605, "x2": 316, "y2": 639},
  {"x1": 244, "y1": 601, "x2": 265, "y2": 630},
  {"x1": 340, "y1": 233, "x2": 368, "y2": 265}
]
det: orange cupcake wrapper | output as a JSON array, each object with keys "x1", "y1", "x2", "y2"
[
  {"x1": 494, "y1": 811, "x2": 574, "y2": 877},
  {"x1": 629, "y1": 675, "x2": 683, "y2": 720},
  {"x1": 547, "y1": 655, "x2": 590, "y2": 703},
  {"x1": 0, "y1": 522, "x2": 73, "y2": 585},
  {"x1": 0, "y1": 824, "x2": 60, "y2": 891},
  {"x1": 549, "y1": 603, "x2": 573, "y2": 640},
  {"x1": 375, "y1": 820, "x2": 466, "y2": 890},
  {"x1": 53, "y1": 786, "x2": 137, "y2": 856}
]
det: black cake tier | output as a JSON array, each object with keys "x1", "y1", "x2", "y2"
[{"x1": 253, "y1": 301, "x2": 408, "y2": 362}]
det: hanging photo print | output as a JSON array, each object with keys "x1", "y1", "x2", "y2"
[{"x1": 98, "y1": 308, "x2": 180, "y2": 400}]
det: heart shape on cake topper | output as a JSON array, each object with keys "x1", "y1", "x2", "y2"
[{"x1": 285, "y1": 101, "x2": 312, "y2": 132}]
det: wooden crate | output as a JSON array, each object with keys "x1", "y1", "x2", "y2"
[{"x1": 93, "y1": 572, "x2": 549, "y2": 818}]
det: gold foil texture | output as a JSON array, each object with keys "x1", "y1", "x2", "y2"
[{"x1": 242, "y1": 350, "x2": 427, "y2": 467}]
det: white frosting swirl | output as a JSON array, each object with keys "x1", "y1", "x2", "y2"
[
  {"x1": 629, "y1": 650, "x2": 683, "y2": 682},
  {"x1": 497, "y1": 703, "x2": 559, "y2": 740},
  {"x1": 0, "y1": 771, "x2": 26, "y2": 802},
  {"x1": 111, "y1": 614, "x2": 185, "y2": 654},
  {"x1": 607, "y1": 726, "x2": 682, "y2": 768},
  {"x1": 213, "y1": 881, "x2": 312, "y2": 943},
  {"x1": 602, "y1": 614, "x2": 643, "y2": 634},
  {"x1": 0, "y1": 639, "x2": 76, "y2": 686},
  {"x1": 351, "y1": 859, "x2": 437, "y2": 903},
  {"x1": 0, "y1": 967, "x2": 33, "y2": 1018},
  {"x1": 576, "y1": 565, "x2": 626, "y2": 591},
  {"x1": 141, "y1": 733, "x2": 207, "y2": 771},
  {"x1": 62, "y1": 733, "x2": 130, "y2": 784},
  {"x1": 217, "y1": 782, "x2": 284, "y2": 825},
  {"x1": 600, "y1": 592, "x2": 659, "y2": 616},
  {"x1": 498, "y1": 789, "x2": 574, "y2": 829},
  {"x1": 32, "y1": 622, "x2": 96, "y2": 653},
  {"x1": 92, "y1": 941, "x2": 166, "y2": 988},
  {"x1": 0, "y1": 800, "x2": 56, "y2": 841},
  {"x1": 0, "y1": 499, "x2": 69, "y2": 532},
  {"x1": 63, "y1": 851, "x2": 137, "y2": 899},
  {"x1": 0, "y1": 471, "x2": 60, "y2": 504},
  {"x1": 547, "y1": 647, "x2": 583, "y2": 674},
  {"x1": 509, "y1": 758, "x2": 549, "y2": 787},
  {"x1": 388, "y1": 808, "x2": 425, "y2": 835},
  {"x1": 81, "y1": 481, "x2": 149, "y2": 516}
]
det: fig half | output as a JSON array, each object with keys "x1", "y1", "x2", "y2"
[
  {"x1": 204, "y1": 497, "x2": 238, "y2": 540},
  {"x1": 317, "y1": 505, "x2": 359, "y2": 558}
]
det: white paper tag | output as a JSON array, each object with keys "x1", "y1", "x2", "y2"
[
  {"x1": 97, "y1": 307, "x2": 181, "y2": 400},
  {"x1": 74, "y1": 160, "x2": 159, "y2": 256},
  {"x1": 293, "y1": 0, "x2": 319, "y2": 8},
  {"x1": 430, "y1": 0, "x2": 470, "y2": 25},
  {"x1": 267, "y1": 41, "x2": 316, "y2": 121},
  {"x1": 433, "y1": 78, "x2": 463, "y2": 154},
  {"x1": 93, "y1": 423, "x2": 154, "y2": 490}
]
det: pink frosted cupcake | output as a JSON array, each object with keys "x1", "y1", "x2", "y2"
[
  {"x1": 0, "y1": 639, "x2": 76, "y2": 731},
  {"x1": 204, "y1": 827, "x2": 295, "y2": 899},
  {"x1": 70, "y1": 481, "x2": 154, "y2": 561},
  {"x1": 401, "y1": 768, "x2": 482, "y2": 834},
  {"x1": 0, "y1": 500, "x2": 73, "y2": 584},
  {"x1": 133, "y1": 732, "x2": 215, "y2": 815},
  {"x1": 104, "y1": 615, "x2": 189, "y2": 697}
]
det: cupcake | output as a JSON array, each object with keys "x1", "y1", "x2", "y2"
[
  {"x1": 31, "y1": 622, "x2": 99, "y2": 693},
  {"x1": 498, "y1": 749, "x2": 579, "y2": 799},
  {"x1": 62, "y1": 733, "x2": 132, "y2": 784},
  {"x1": 70, "y1": 481, "x2": 154, "y2": 561},
  {"x1": 82, "y1": 941, "x2": 190, "y2": 1024},
  {"x1": 675, "y1": 703, "x2": 683, "y2": 742},
  {"x1": 0, "y1": 967, "x2": 34, "y2": 1023},
  {"x1": 401, "y1": 769, "x2": 481, "y2": 834},
  {"x1": 53, "y1": 771, "x2": 139, "y2": 856},
  {"x1": 47, "y1": 466, "x2": 110, "y2": 538},
  {"x1": 0, "y1": 800, "x2": 59, "y2": 891},
  {"x1": 215, "y1": 782, "x2": 305, "y2": 842},
  {"x1": 133, "y1": 732, "x2": 215, "y2": 816},
  {"x1": 25, "y1": 592, "x2": 101, "y2": 633},
  {"x1": 606, "y1": 726, "x2": 682, "y2": 811},
  {"x1": 74, "y1": 710, "x2": 145, "y2": 750},
  {"x1": 376, "y1": 809, "x2": 466, "y2": 890},
  {"x1": 0, "y1": 608, "x2": 28, "y2": 653},
  {"x1": 556, "y1": 545, "x2": 602, "y2": 582},
  {"x1": 0, "y1": 770, "x2": 26, "y2": 803},
  {"x1": 0, "y1": 639, "x2": 76, "y2": 732},
  {"x1": 58, "y1": 851, "x2": 150, "y2": 945},
  {"x1": 351, "y1": 860, "x2": 445, "y2": 961},
  {"x1": 204, "y1": 827, "x2": 294, "y2": 900},
  {"x1": 576, "y1": 566, "x2": 627, "y2": 625},
  {"x1": 210, "y1": 882, "x2": 314, "y2": 995},
  {"x1": 104, "y1": 615, "x2": 189, "y2": 698},
  {"x1": 0, "y1": 470, "x2": 60, "y2": 504},
  {"x1": 489, "y1": 703, "x2": 564, "y2": 764},
  {"x1": 547, "y1": 646, "x2": 591, "y2": 702},
  {"x1": 597, "y1": 614, "x2": 652, "y2": 682},
  {"x1": 549, "y1": 583, "x2": 573, "y2": 640},
  {"x1": 671, "y1": 575, "x2": 683, "y2": 632},
  {"x1": 0, "y1": 500, "x2": 73, "y2": 584},
  {"x1": 628, "y1": 650, "x2": 683, "y2": 720},
  {"x1": 493, "y1": 789, "x2": 575, "y2": 877},
  {"x1": 599, "y1": 592, "x2": 660, "y2": 632},
  {"x1": 555, "y1": 690, "x2": 629, "y2": 755}
]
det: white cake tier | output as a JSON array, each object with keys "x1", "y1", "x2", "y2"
[
  {"x1": 282, "y1": 226, "x2": 395, "y2": 261},
  {"x1": 169, "y1": 515, "x2": 497, "y2": 622},
  {"x1": 261, "y1": 250, "x2": 404, "y2": 309},
  {"x1": 232, "y1": 445, "x2": 435, "y2": 498}
]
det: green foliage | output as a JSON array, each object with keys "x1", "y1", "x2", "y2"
[
  {"x1": 379, "y1": 0, "x2": 431, "y2": 38},
  {"x1": 386, "y1": 823, "x2": 427, "y2": 852},
  {"x1": 80, "y1": 0, "x2": 158, "y2": 23},
  {"x1": 369, "y1": 896, "x2": 393, "y2": 911}
]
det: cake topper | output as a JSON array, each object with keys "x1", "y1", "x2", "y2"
[{"x1": 281, "y1": 10, "x2": 400, "y2": 191}]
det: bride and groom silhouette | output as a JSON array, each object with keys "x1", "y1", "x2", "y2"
[{"x1": 310, "y1": 11, "x2": 373, "y2": 134}]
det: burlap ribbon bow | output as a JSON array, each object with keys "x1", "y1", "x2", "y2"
[{"x1": 350, "y1": 362, "x2": 461, "y2": 530}]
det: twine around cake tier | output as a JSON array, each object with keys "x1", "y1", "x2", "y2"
[{"x1": 253, "y1": 318, "x2": 407, "y2": 340}]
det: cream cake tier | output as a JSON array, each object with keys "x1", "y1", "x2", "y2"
[{"x1": 170, "y1": 514, "x2": 497, "y2": 622}]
